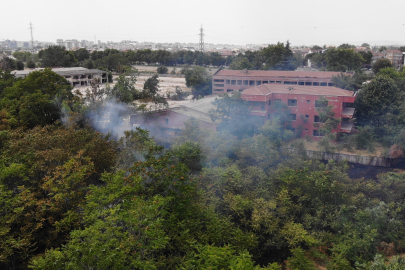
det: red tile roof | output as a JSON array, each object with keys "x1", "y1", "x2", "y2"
[
  {"x1": 215, "y1": 70, "x2": 343, "y2": 78},
  {"x1": 241, "y1": 84, "x2": 355, "y2": 97}
]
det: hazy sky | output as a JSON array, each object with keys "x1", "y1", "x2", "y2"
[{"x1": 2, "y1": 0, "x2": 405, "y2": 46}]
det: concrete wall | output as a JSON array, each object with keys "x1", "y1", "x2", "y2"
[{"x1": 288, "y1": 148, "x2": 400, "y2": 167}]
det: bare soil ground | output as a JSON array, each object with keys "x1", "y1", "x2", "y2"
[{"x1": 72, "y1": 75, "x2": 191, "y2": 99}]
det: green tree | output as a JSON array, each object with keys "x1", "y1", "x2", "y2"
[
  {"x1": 229, "y1": 56, "x2": 252, "y2": 70},
  {"x1": 372, "y1": 58, "x2": 393, "y2": 74},
  {"x1": 0, "y1": 57, "x2": 17, "y2": 71},
  {"x1": 106, "y1": 68, "x2": 139, "y2": 104},
  {"x1": 73, "y1": 48, "x2": 90, "y2": 61},
  {"x1": 185, "y1": 66, "x2": 212, "y2": 98},
  {"x1": 311, "y1": 45, "x2": 323, "y2": 50},
  {"x1": 355, "y1": 75, "x2": 401, "y2": 126},
  {"x1": 0, "y1": 125, "x2": 117, "y2": 269},
  {"x1": 0, "y1": 68, "x2": 73, "y2": 129},
  {"x1": 379, "y1": 46, "x2": 387, "y2": 52},
  {"x1": 261, "y1": 41, "x2": 297, "y2": 70},
  {"x1": 27, "y1": 59, "x2": 36, "y2": 68},
  {"x1": 338, "y1": 43, "x2": 356, "y2": 49},
  {"x1": 38, "y1": 46, "x2": 77, "y2": 67},
  {"x1": 325, "y1": 48, "x2": 364, "y2": 71},
  {"x1": 358, "y1": 51, "x2": 373, "y2": 65},
  {"x1": 12, "y1": 51, "x2": 32, "y2": 62},
  {"x1": 157, "y1": 65, "x2": 168, "y2": 74},
  {"x1": 16, "y1": 60, "x2": 24, "y2": 70}
]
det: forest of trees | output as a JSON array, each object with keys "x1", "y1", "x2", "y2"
[{"x1": 2, "y1": 56, "x2": 405, "y2": 270}]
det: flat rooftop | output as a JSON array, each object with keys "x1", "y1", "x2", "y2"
[
  {"x1": 214, "y1": 69, "x2": 343, "y2": 78},
  {"x1": 171, "y1": 96, "x2": 219, "y2": 124},
  {"x1": 241, "y1": 84, "x2": 356, "y2": 97},
  {"x1": 12, "y1": 67, "x2": 107, "y2": 78}
]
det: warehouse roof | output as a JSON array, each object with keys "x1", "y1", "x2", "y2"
[
  {"x1": 12, "y1": 67, "x2": 107, "y2": 78},
  {"x1": 241, "y1": 84, "x2": 355, "y2": 97},
  {"x1": 171, "y1": 96, "x2": 218, "y2": 124}
]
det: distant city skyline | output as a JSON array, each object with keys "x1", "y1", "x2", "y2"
[{"x1": 1, "y1": 0, "x2": 405, "y2": 47}]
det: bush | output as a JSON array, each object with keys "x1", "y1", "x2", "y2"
[{"x1": 157, "y1": 66, "x2": 168, "y2": 74}]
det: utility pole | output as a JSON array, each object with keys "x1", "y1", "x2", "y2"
[
  {"x1": 199, "y1": 24, "x2": 204, "y2": 53},
  {"x1": 29, "y1": 22, "x2": 34, "y2": 48}
]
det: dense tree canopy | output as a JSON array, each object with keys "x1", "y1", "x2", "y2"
[
  {"x1": 3, "y1": 51, "x2": 405, "y2": 270},
  {"x1": 38, "y1": 46, "x2": 78, "y2": 67}
]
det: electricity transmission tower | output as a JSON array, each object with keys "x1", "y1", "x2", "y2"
[
  {"x1": 199, "y1": 24, "x2": 204, "y2": 52},
  {"x1": 29, "y1": 22, "x2": 34, "y2": 48}
]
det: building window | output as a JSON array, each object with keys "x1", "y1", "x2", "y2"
[
  {"x1": 268, "y1": 100, "x2": 271, "y2": 106},
  {"x1": 305, "y1": 129, "x2": 308, "y2": 132},
  {"x1": 225, "y1": 80, "x2": 230, "y2": 84},
  {"x1": 305, "y1": 82, "x2": 312, "y2": 86},
  {"x1": 269, "y1": 80, "x2": 275, "y2": 83},
  {"x1": 166, "y1": 118, "x2": 169, "y2": 124},
  {"x1": 214, "y1": 79, "x2": 224, "y2": 82},
  {"x1": 227, "y1": 89, "x2": 233, "y2": 92},
  {"x1": 214, "y1": 84, "x2": 224, "y2": 87},
  {"x1": 298, "y1": 81, "x2": 305, "y2": 85},
  {"x1": 263, "y1": 81, "x2": 268, "y2": 84},
  {"x1": 328, "y1": 83, "x2": 333, "y2": 86},
  {"x1": 307, "y1": 100, "x2": 310, "y2": 104},
  {"x1": 289, "y1": 114, "x2": 297, "y2": 121},
  {"x1": 314, "y1": 115, "x2": 320, "y2": 123},
  {"x1": 256, "y1": 81, "x2": 262, "y2": 85},
  {"x1": 276, "y1": 81, "x2": 282, "y2": 84},
  {"x1": 231, "y1": 80, "x2": 236, "y2": 85},
  {"x1": 315, "y1": 100, "x2": 328, "y2": 108},
  {"x1": 305, "y1": 115, "x2": 309, "y2": 119},
  {"x1": 237, "y1": 80, "x2": 242, "y2": 85},
  {"x1": 313, "y1": 82, "x2": 319, "y2": 86},
  {"x1": 284, "y1": 81, "x2": 297, "y2": 85},
  {"x1": 213, "y1": 89, "x2": 223, "y2": 92},
  {"x1": 313, "y1": 130, "x2": 324, "y2": 137},
  {"x1": 249, "y1": 80, "x2": 255, "y2": 85},
  {"x1": 288, "y1": 99, "x2": 297, "y2": 106},
  {"x1": 320, "y1": 82, "x2": 327, "y2": 86},
  {"x1": 243, "y1": 80, "x2": 248, "y2": 85}
]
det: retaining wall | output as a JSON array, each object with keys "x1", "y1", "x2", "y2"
[{"x1": 287, "y1": 148, "x2": 403, "y2": 168}]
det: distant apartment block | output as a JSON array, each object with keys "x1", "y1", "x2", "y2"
[
  {"x1": 12, "y1": 67, "x2": 108, "y2": 87},
  {"x1": 240, "y1": 84, "x2": 357, "y2": 138},
  {"x1": 212, "y1": 69, "x2": 344, "y2": 94},
  {"x1": 386, "y1": 50, "x2": 403, "y2": 68}
]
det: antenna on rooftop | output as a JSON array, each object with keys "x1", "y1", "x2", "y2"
[
  {"x1": 29, "y1": 22, "x2": 34, "y2": 48},
  {"x1": 199, "y1": 24, "x2": 204, "y2": 53}
]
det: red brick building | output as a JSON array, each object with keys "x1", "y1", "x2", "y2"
[
  {"x1": 212, "y1": 69, "x2": 344, "y2": 94},
  {"x1": 240, "y1": 84, "x2": 356, "y2": 138}
]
